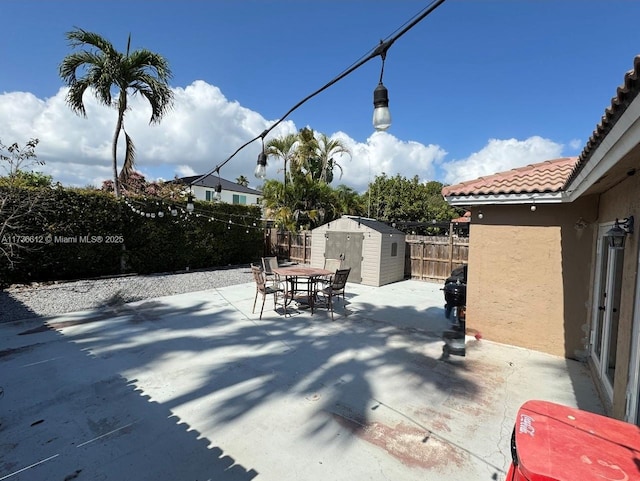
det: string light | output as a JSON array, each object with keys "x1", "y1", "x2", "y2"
[
  {"x1": 121, "y1": 195, "x2": 264, "y2": 233},
  {"x1": 254, "y1": 135, "x2": 267, "y2": 179},
  {"x1": 190, "y1": 0, "x2": 447, "y2": 189}
]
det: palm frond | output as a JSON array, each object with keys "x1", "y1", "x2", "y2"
[
  {"x1": 126, "y1": 49, "x2": 173, "y2": 82},
  {"x1": 65, "y1": 28, "x2": 118, "y2": 57},
  {"x1": 66, "y1": 79, "x2": 92, "y2": 117},
  {"x1": 59, "y1": 51, "x2": 102, "y2": 84},
  {"x1": 119, "y1": 130, "x2": 136, "y2": 182},
  {"x1": 134, "y1": 78, "x2": 174, "y2": 123}
]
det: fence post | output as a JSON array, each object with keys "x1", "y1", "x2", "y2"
[{"x1": 302, "y1": 231, "x2": 307, "y2": 263}]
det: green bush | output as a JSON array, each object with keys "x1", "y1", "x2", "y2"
[{"x1": 0, "y1": 186, "x2": 264, "y2": 287}]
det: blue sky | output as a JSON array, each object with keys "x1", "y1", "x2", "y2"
[{"x1": 1, "y1": 0, "x2": 639, "y2": 193}]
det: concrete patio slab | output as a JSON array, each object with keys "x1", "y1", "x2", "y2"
[{"x1": 0, "y1": 279, "x2": 603, "y2": 480}]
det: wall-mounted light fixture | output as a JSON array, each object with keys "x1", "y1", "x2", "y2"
[
  {"x1": 606, "y1": 216, "x2": 634, "y2": 250},
  {"x1": 477, "y1": 211, "x2": 484, "y2": 220}
]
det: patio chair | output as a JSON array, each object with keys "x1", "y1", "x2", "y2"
[
  {"x1": 251, "y1": 264, "x2": 286, "y2": 319},
  {"x1": 262, "y1": 256, "x2": 280, "y2": 286},
  {"x1": 315, "y1": 267, "x2": 351, "y2": 321},
  {"x1": 316, "y1": 257, "x2": 343, "y2": 290}
]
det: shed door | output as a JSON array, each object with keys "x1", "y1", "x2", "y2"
[{"x1": 325, "y1": 232, "x2": 363, "y2": 283}]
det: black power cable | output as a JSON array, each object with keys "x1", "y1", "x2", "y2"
[{"x1": 190, "y1": 0, "x2": 448, "y2": 187}]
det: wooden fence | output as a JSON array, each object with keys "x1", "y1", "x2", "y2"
[
  {"x1": 264, "y1": 229, "x2": 312, "y2": 264},
  {"x1": 263, "y1": 229, "x2": 468, "y2": 283},
  {"x1": 405, "y1": 234, "x2": 469, "y2": 282}
]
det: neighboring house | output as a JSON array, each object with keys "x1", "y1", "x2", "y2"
[
  {"x1": 179, "y1": 175, "x2": 262, "y2": 206},
  {"x1": 442, "y1": 55, "x2": 640, "y2": 422}
]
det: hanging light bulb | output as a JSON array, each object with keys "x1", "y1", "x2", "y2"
[
  {"x1": 255, "y1": 135, "x2": 267, "y2": 179},
  {"x1": 254, "y1": 151, "x2": 267, "y2": 179},
  {"x1": 186, "y1": 194, "x2": 195, "y2": 213},
  {"x1": 214, "y1": 182, "x2": 222, "y2": 201},
  {"x1": 372, "y1": 82, "x2": 391, "y2": 131},
  {"x1": 170, "y1": 205, "x2": 178, "y2": 217},
  {"x1": 158, "y1": 211, "x2": 165, "y2": 218},
  {"x1": 373, "y1": 48, "x2": 391, "y2": 131}
]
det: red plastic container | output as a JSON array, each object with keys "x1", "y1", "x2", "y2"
[{"x1": 506, "y1": 400, "x2": 640, "y2": 481}]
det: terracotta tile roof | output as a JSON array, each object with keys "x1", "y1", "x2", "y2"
[
  {"x1": 442, "y1": 157, "x2": 578, "y2": 197},
  {"x1": 566, "y1": 55, "x2": 640, "y2": 186}
]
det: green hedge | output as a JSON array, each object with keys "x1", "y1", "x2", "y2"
[{"x1": 0, "y1": 186, "x2": 263, "y2": 287}]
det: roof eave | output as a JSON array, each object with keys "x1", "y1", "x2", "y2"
[
  {"x1": 565, "y1": 93, "x2": 640, "y2": 201},
  {"x1": 444, "y1": 191, "x2": 567, "y2": 206}
]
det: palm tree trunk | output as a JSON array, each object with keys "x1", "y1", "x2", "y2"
[
  {"x1": 112, "y1": 117, "x2": 122, "y2": 198},
  {"x1": 113, "y1": 92, "x2": 128, "y2": 272},
  {"x1": 112, "y1": 92, "x2": 127, "y2": 198}
]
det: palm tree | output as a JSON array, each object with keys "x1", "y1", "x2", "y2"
[
  {"x1": 266, "y1": 133, "x2": 299, "y2": 191},
  {"x1": 59, "y1": 28, "x2": 174, "y2": 198},
  {"x1": 315, "y1": 133, "x2": 351, "y2": 183},
  {"x1": 236, "y1": 175, "x2": 249, "y2": 187},
  {"x1": 333, "y1": 184, "x2": 363, "y2": 216}
]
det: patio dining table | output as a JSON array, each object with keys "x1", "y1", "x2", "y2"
[{"x1": 272, "y1": 265, "x2": 333, "y2": 313}]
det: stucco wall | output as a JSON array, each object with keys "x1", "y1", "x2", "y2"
[
  {"x1": 467, "y1": 198, "x2": 597, "y2": 358},
  {"x1": 596, "y1": 173, "x2": 640, "y2": 419}
]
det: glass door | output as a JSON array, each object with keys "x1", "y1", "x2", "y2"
[
  {"x1": 626, "y1": 238, "x2": 640, "y2": 423},
  {"x1": 591, "y1": 224, "x2": 624, "y2": 400}
]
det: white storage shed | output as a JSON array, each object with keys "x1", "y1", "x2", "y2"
[{"x1": 310, "y1": 215, "x2": 406, "y2": 287}]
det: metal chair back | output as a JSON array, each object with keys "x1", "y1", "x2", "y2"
[{"x1": 323, "y1": 258, "x2": 342, "y2": 272}]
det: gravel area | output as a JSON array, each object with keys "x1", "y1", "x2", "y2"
[{"x1": 0, "y1": 265, "x2": 254, "y2": 324}]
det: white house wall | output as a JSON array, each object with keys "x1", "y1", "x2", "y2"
[{"x1": 191, "y1": 185, "x2": 261, "y2": 205}]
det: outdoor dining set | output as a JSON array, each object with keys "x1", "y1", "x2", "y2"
[{"x1": 251, "y1": 257, "x2": 351, "y2": 321}]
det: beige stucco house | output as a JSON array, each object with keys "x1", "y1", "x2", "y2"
[{"x1": 442, "y1": 55, "x2": 640, "y2": 422}]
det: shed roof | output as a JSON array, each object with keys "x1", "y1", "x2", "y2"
[{"x1": 327, "y1": 215, "x2": 405, "y2": 235}]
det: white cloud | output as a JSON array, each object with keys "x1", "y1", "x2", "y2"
[
  {"x1": 332, "y1": 131, "x2": 447, "y2": 193},
  {"x1": 569, "y1": 138, "x2": 582, "y2": 150},
  {"x1": 441, "y1": 136, "x2": 565, "y2": 184},
  {"x1": 174, "y1": 165, "x2": 197, "y2": 178},
  {"x1": 1, "y1": 83, "x2": 570, "y2": 195},
  {"x1": 0, "y1": 81, "x2": 297, "y2": 190}
]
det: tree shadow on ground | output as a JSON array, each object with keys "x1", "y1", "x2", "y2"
[
  {"x1": 0, "y1": 301, "x2": 257, "y2": 481},
  {"x1": 2, "y1": 281, "x2": 513, "y2": 478}
]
